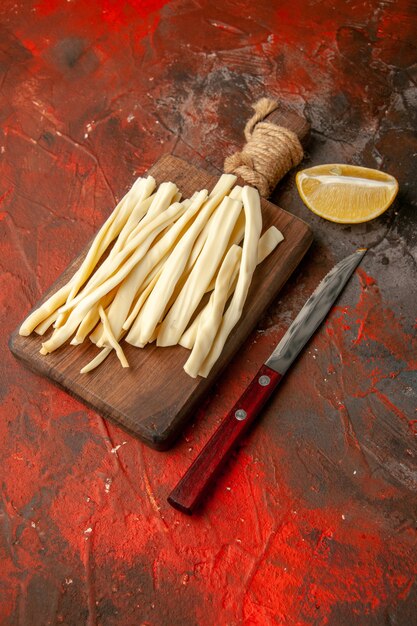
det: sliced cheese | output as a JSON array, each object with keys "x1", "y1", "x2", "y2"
[
  {"x1": 121, "y1": 181, "x2": 178, "y2": 248},
  {"x1": 126, "y1": 189, "x2": 231, "y2": 347},
  {"x1": 198, "y1": 186, "x2": 262, "y2": 377},
  {"x1": 209, "y1": 173, "x2": 237, "y2": 198},
  {"x1": 26, "y1": 176, "x2": 155, "y2": 336},
  {"x1": 184, "y1": 245, "x2": 242, "y2": 377},
  {"x1": 19, "y1": 282, "x2": 73, "y2": 336},
  {"x1": 98, "y1": 305, "x2": 129, "y2": 368},
  {"x1": 67, "y1": 176, "x2": 156, "y2": 302},
  {"x1": 72, "y1": 181, "x2": 178, "y2": 304},
  {"x1": 98, "y1": 194, "x2": 207, "y2": 345},
  {"x1": 157, "y1": 196, "x2": 242, "y2": 346},
  {"x1": 179, "y1": 226, "x2": 283, "y2": 350},
  {"x1": 34, "y1": 309, "x2": 61, "y2": 335},
  {"x1": 121, "y1": 268, "x2": 162, "y2": 335},
  {"x1": 185, "y1": 185, "x2": 243, "y2": 274},
  {"x1": 56, "y1": 199, "x2": 185, "y2": 317},
  {"x1": 71, "y1": 288, "x2": 117, "y2": 345},
  {"x1": 42, "y1": 201, "x2": 186, "y2": 352},
  {"x1": 80, "y1": 347, "x2": 112, "y2": 374}
]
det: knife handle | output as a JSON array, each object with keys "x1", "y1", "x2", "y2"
[{"x1": 167, "y1": 364, "x2": 282, "y2": 514}]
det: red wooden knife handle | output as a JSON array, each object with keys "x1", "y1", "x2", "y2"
[{"x1": 167, "y1": 364, "x2": 282, "y2": 514}]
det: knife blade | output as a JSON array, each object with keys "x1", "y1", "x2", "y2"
[{"x1": 168, "y1": 248, "x2": 366, "y2": 514}]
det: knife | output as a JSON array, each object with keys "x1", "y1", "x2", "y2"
[{"x1": 168, "y1": 248, "x2": 367, "y2": 514}]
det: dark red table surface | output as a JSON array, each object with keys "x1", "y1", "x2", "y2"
[{"x1": 1, "y1": 1, "x2": 417, "y2": 625}]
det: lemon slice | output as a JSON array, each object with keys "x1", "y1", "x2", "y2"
[{"x1": 296, "y1": 164, "x2": 398, "y2": 224}]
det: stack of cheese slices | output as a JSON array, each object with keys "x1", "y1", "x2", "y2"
[{"x1": 19, "y1": 173, "x2": 283, "y2": 378}]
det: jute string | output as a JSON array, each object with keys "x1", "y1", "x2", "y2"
[{"x1": 224, "y1": 98, "x2": 304, "y2": 197}]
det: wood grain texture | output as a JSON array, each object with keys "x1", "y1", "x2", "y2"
[{"x1": 9, "y1": 155, "x2": 312, "y2": 449}]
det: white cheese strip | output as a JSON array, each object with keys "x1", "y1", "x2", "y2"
[
  {"x1": 42, "y1": 202, "x2": 186, "y2": 353},
  {"x1": 69, "y1": 182, "x2": 178, "y2": 307},
  {"x1": 93, "y1": 254, "x2": 165, "y2": 344},
  {"x1": 90, "y1": 252, "x2": 168, "y2": 346},
  {"x1": 169, "y1": 180, "x2": 240, "y2": 298},
  {"x1": 95, "y1": 197, "x2": 193, "y2": 346},
  {"x1": 229, "y1": 186, "x2": 243, "y2": 201},
  {"x1": 66, "y1": 176, "x2": 156, "y2": 302},
  {"x1": 179, "y1": 226, "x2": 283, "y2": 350},
  {"x1": 98, "y1": 194, "x2": 207, "y2": 345},
  {"x1": 126, "y1": 189, "x2": 232, "y2": 347},
  {"x1": 113, "y1": 181, "x2": 178, "y2": 256},
  {"x1": 56, "y1": 196, "x2": 184, "y2": 317},
  {"x1": 20, "y1": 176, "x2": 232, "y2": 338},
  {"x1": 98, "y1": 305, "x2": 129, "y2": 368},
  {"x1": 19, "y1": 282, "x2": 73, "y2": 336},
  {"x1": 34, "y1": 309, "x2": 61, "y2": 335},
  {"x1": 211, "y1": 222, "x2": 283, "y2": 294},
  {"x1": 88, "y1": 318, "x2": 103, "y2": 345},
  {"x1": 157, "y1": 196, "x2": 242, "y2": 346},
  {"x1": 184, "y1": 185, "x2": 243, "y2": 274},
  {"x1": 121, "y1": 268, "x2": 162, "y2": 334},
  {"x1": 179, "y1": 262, "x2": 239, "y2": 351},
  {"x1": 184, "y1": 245, "x2": 242, "y2": 377},
  {"x1": 80, "y1": 347, "x2": 112, "y2": 374},
  {"x1": 52, "y1": 178, "x2": 157, "y2": 330},
  {"x1": 181, "y1": 186, "x2": 243, "y2": 301},
  {"x1": 256, "y1": 225, "x2": 284, "y2": 259},
  {"x1": 198, "y1": 186, "x2": 263, "y2": 377},
  {"x1": 104, "y1": 192, "x2": 155, "y2": 259},
  {"x1": 117, "y1": 190, "x2": 226, "y2": 347},
  {"x1": 70, "y1": 306, "x2": 100, "y2": 345},
  {"x1": 71, "y1": 288, "x2": 117, "y2": 345},
  {"x1": 158, "y1": 182, "x2": 240, "y2": 314},
  {"x1": 209, "y1": 173, "x2": 237, "y2": 198},
  {"x1": 146, "y1": 185, "x2": 180, "y2": 219},
  {"x1": 161, "y1": 187, "x2": 245, "y2": 318}
]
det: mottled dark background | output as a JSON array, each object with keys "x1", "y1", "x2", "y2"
[{"x1": 1, "y1": 0, "x2": 416, "y2": 624}]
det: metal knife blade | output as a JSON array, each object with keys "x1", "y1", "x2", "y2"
[{"x1": 265, "y1": 248, "x2": 367, "y2": 375}]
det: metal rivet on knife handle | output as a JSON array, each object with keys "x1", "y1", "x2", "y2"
[
  {"x1": 258, "y1": 375, "x2": 271, "y2": 386},
  {"x1": 235, "y1": 409, "x2": 247, "y2": 421}
]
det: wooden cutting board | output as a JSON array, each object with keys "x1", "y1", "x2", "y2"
[{"x1": 10, "y1": 154, "x2": 313, "y2": 449}]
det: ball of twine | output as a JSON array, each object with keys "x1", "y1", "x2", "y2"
[{"x1": 224, "y1": 98, "x2": 304, "y2": 197}]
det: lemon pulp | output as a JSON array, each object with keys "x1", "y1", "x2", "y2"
[{"x1": 296, "y1": 164, "x2": 398, "y2": 224}]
